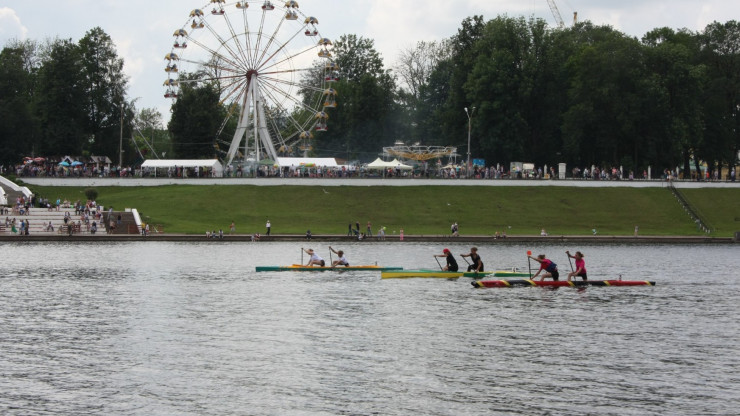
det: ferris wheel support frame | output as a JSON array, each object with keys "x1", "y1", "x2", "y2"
[{"x1": 224, "y1": 73, "x2": 281, "y2": 166}]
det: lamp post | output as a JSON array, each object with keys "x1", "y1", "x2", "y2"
[
  {"x1": 119, "y1": 103, "x2": 124, "y2": 170},
  {"x1": 464, "y1": 106, "x2": 475, "y2": 179}
]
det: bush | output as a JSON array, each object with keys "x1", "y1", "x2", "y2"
[{"x1": 84, "y1": 188, "x2": 99, "y2": 201}]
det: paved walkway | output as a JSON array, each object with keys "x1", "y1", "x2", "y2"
[
  {"x1": 1, "y1": 233, "x2": 734, "y2": 244},
  {"x1": 18, "y1": 177, "x2": 740, "y2": 188}
]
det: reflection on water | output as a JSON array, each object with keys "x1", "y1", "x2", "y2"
[{"x1": 1, "y1": 242, "x2": 739, "y2": 415}]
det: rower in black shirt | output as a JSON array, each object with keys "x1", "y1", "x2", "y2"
[
  {"x1": 434, "y1": 248, "x2": 459, "y2": 271},
  {"x1": 461, "y1": 247, "x2": 484, "y2": 272}
]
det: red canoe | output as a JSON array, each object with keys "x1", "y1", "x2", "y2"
[{"x1": 472, "y1": 279, "x2": 656, "y2": 288}]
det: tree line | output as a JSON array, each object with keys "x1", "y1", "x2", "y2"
[
  {"x1": 0, "y1": 28, "x2": 133, "y2": 165},
  {"x1": 352, "y1": 16, "x2": 739, "y2": 177},
  {"x1": 1, "y1": 17, "x2": 738, "y2": 177}
]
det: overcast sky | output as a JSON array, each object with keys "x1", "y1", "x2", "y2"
[{"x1": 2, "y1": 1, "x2": 737, "y2": 125}]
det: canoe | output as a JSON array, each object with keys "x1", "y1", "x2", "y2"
[
  {"x1": 256, "y1": 264, "x2": 402, "y2": 272},
  {"x1": 492, "y1": 270, "x2": 532, "y2": 278},
  {"x1": 381, "y1": 270, "x2": 495, "y2": 279},
  {"x1": 472, "y1": 279, "x2": 656, "y2": 288}
]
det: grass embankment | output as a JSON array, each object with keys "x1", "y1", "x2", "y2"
[{"x1": 28, "y1": 185, "x2": 740, "y2": 237}]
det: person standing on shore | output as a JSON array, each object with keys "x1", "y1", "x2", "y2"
[
  {"x1": 230, "y1": 221, "x2": 236, "y2": 235},
  {"x1": 528, "y1": 254, "x2": 559, "y2": 281},
  {"x1": 266, "y1": 220, "x2": 271, "y2": 236},
  {"x1": 566, "y1": 251, "x2": 587, "y2": 281},
  {"x1": 366, "y1": 221, "x2": 372, "y2": 236}
]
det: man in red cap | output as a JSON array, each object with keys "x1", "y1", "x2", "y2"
[{"x1": 434, "y1": 248, "x2": 459, "y2": 271}]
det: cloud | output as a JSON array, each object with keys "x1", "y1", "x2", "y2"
[{"x1": 0, "y1": 7, "x2": 28, "y2": 44}]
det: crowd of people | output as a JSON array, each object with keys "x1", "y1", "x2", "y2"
[
  {"x1": 1, "y1": 194, "x2": 107, "y2": 236},
  {"x1": 6, "y1": 162, "x2": 735, "y2": 182}
]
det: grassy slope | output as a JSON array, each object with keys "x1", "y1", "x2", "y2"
[
  {"x1": 681, "y1": 188, "x2": 740, "y2": 236},
  {"x1": 28, "y1": 185, "x2": 740, "y2": 236}
]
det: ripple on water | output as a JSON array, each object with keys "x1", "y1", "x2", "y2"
[{"x1": 0, "y1": 242, "x2": 738, "y2": 415}]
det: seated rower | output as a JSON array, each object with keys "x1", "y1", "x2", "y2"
[{"x1": 329, "y1": 246, "x2": 349, "y2": 267}]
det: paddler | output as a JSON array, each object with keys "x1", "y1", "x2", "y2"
[
  {"x1": 303, "y1": 248, "x2": 325, "y2": 267},
  {"x1": 434, "y1": 248, "x2": 459, "y2": 272},
  {"x1": 461, "y1": 247, "x2": 484, "y2": 273},
  {"x1": 329, "y1": 246, "x2": 350, "y2": 267},
  {"x1": 565, "y1": 250, "x2": 587, "y2": 281},
  {"x1": 528, "y1": 254, "x2": 559, "y2": 281}
]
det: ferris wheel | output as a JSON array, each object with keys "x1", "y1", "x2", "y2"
[{"x1": 163, "y1": 0, "x2": 338, "y2": 165}]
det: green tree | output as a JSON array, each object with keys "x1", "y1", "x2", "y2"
[
  {"x1": 315, "y1": 35, "x2": 398, "y2": 160},
  {"x1": 642, "y1": 27, "x2": 706, "y2": 178},
  {"x1": 134, "y1": 107, "x2": 172, "y2": 159},
  {"x1": 35, "y1": 38, "x2": 87, "y2": 155},
  {"x1": 431, "y1": 16, "x2": 486, "y2": 150},
  {"x1": 78, "y1": 27, "x2": 129, "y2": 159},
  {"x1": 0, "y1": 41, "x2": 38, "y2": 164},
  {"x1": 700, "y1": 21, "x2": 740, "y2": 176},
  {"x1": 562, "y1": 26, "x2": 649, "y2": 170},
  {"x1": 465, "y1": 16, "x2": 561, "y2": 166},
  {"x1": 168, "y1": 74, "x2": 224, "y2": 159}
]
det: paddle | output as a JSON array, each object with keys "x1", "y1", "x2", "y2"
[
  {"x1": 566, "y1": 250, "x2": 574, "y2": 281},
  {"x1": 328, "y1": 246, "x2": 334, "y2": 268},
  {"x1": 460, "y1": 254, "x2": 476, "y2": 277},
  {"x1": 301, "y1": 247, "x2": 304, "y2": 265},
  {"x1": 526, "y1": 250, "x2": 533, "y2": 279},
  {"x1": 461, "y1": 255, "x2": 472, "y2": 267},
  {"x1": 434, "y1": 255, "x2": 444, "y2": 271}
]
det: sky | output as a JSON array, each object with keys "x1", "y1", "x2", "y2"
[{"x1": 1, "y1": 0, "x2": 738, "y2": 125}]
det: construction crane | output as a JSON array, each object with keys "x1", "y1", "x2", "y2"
[{"x1": 545, "y1": 0, "x2": 577, "y2": 28}]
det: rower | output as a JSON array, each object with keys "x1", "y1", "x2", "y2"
[
  {"x1": 303, "y1": 248, "x2": 325, "y2": 267},
  {"x1": 528, "y1": 254, "x2": 559, "y2": 281},
  {"x1": 461, "y1": 247, "x2": 484, "y2": 273},
  {"x1": 329, "y1": 246, "x2": 350, "y2": 267},
  {"x1": 434, "y1": 248, "x2": 459, "y2": 271}
]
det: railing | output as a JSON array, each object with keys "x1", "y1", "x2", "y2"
[{"x1": 668, "y1": 182, "x2": 712, "y2": 233}]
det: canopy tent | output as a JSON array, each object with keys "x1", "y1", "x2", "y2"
[
  {"x1": 366, "y1": 158, "x2": 412, "y2": 170},
  {"x1": 389, "y1": 159, "x2": 413, "y2": 170},
  {"x1": 141, "y1": 159, "x2": 224, "y2": 177},
  {"x1": 366, "y1": 157, "x2": 390, "y2": 169},
  {"x1": 276, "y1": 157, "x2": 338, "y2": 168}
]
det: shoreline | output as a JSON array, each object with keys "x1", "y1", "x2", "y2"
[
  {"x1": 18, "y1": 177, "x2": 740, "y2": 188},
  {"x1": 1, "y1": 233, "x2": 734, "y2": 244}
]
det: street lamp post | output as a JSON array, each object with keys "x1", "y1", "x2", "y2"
[
  {"x1": 464, "y1": 106, "x2": 475, "y2": 179},
  {"x1": 119, "y1": 103, "x2": 124, "y2": 170}
]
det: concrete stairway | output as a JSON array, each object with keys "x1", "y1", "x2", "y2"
[{"x1": 0, "y1": 207, "x2": 103, "y2": 236}]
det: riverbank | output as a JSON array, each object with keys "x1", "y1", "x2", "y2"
[
  {"x1": 17, "y1": 176, "x2": 740, "y2": 188},
  {"x1": 0, "y1": 233, "x2": 733, "y2": 244},
  {"x1": 7, "y1": 176, "x2": 740, "y2": 238}
]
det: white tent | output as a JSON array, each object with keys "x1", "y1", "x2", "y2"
[
  {"x1": 390, "y1": 159, "x2": 413, "y2": 170},
  {"x1": 276, "y1": 157, "x2": 338, "y2": 168},
  {"x1": 366, "y1": 158, "x2": 391, "y2": 169},
  {"x1": 140, "y1": 159, "x2": 224, "y2": 177},
  {"x1": 367, "y1": 158, "x2": 412, "y2": 170}
]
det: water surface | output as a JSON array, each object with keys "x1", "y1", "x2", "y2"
[{"x1": 1, "y1": 242, "x2": 738, "y2": 415}]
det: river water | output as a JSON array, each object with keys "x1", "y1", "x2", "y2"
[{"x1": 1, "y1": 241, "x2": 738, "y2": 415}]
